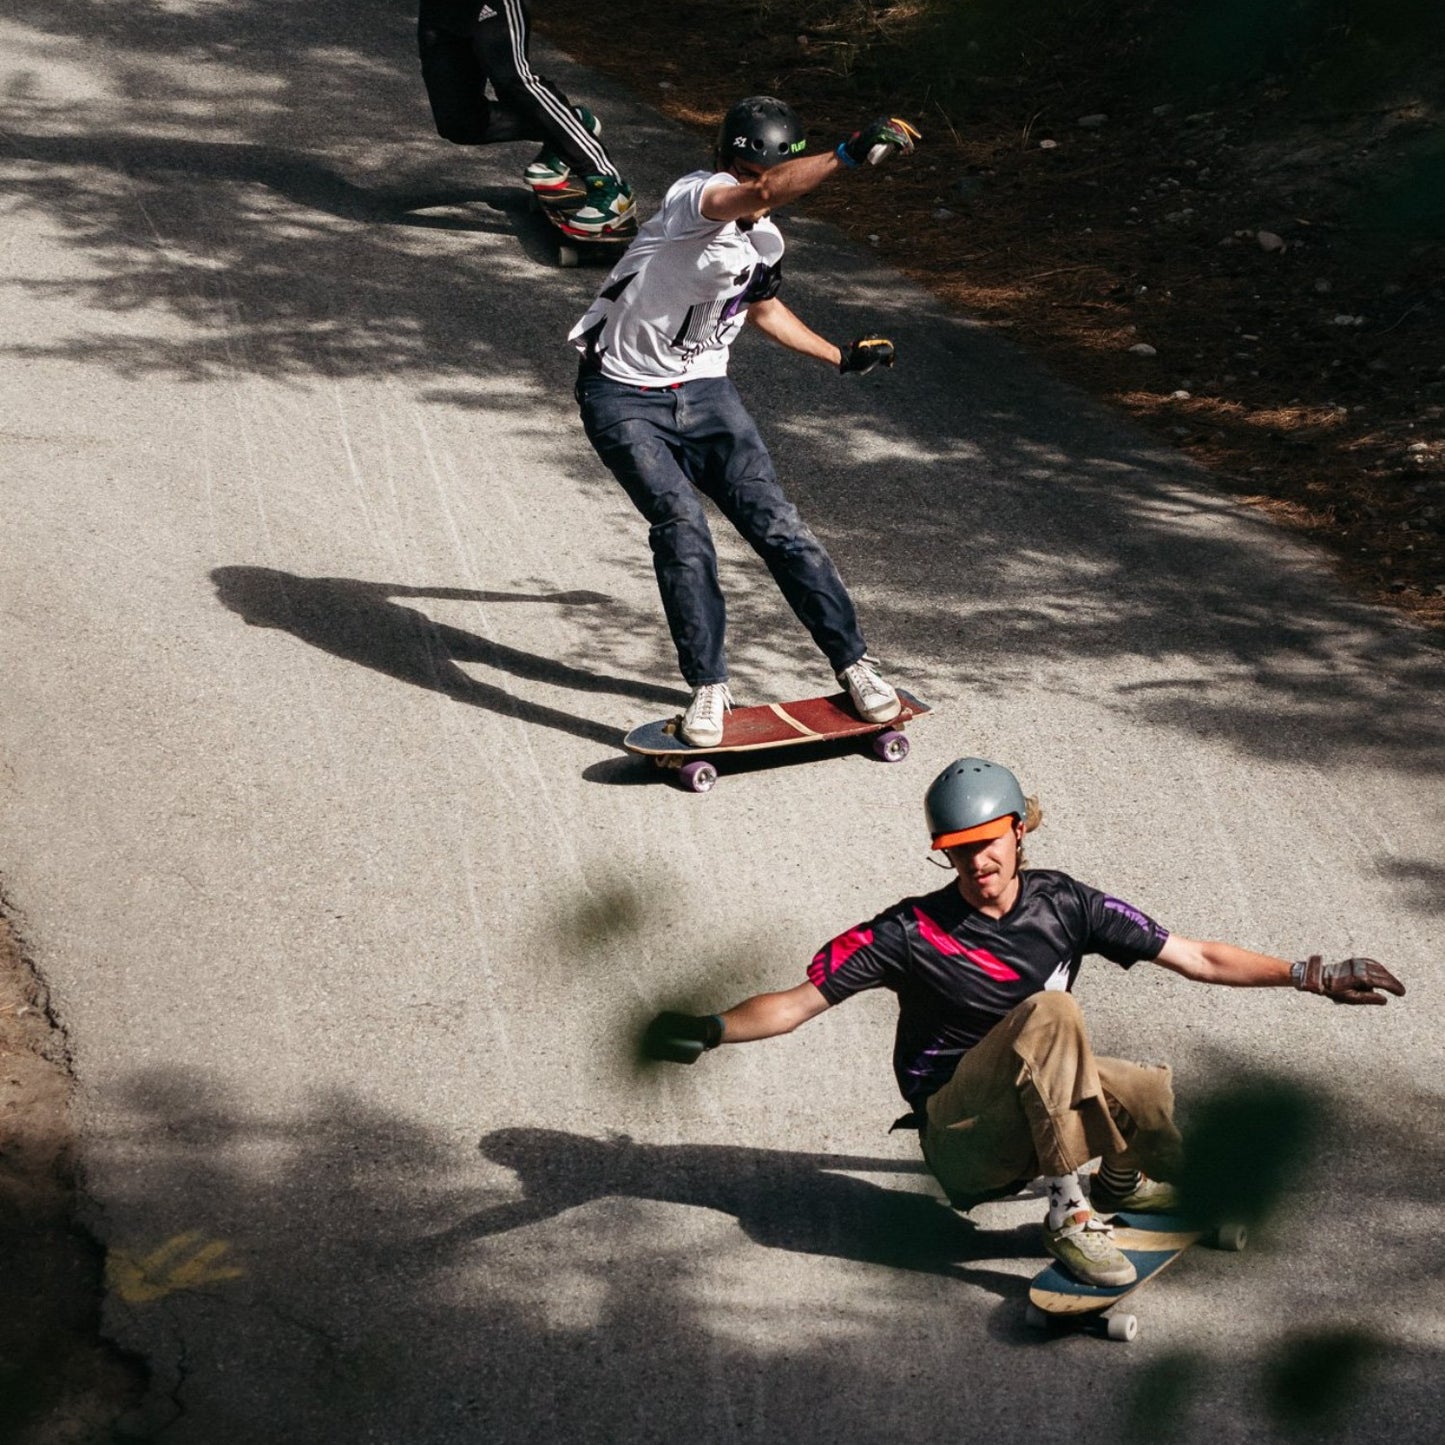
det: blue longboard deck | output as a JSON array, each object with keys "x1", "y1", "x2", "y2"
[
  {"x1": 1028, "y1": 1211, "x2": 1204, "y2": 1318},
  {"x1": 623, "y1": 689, "x2": 931, "y2": 759}
]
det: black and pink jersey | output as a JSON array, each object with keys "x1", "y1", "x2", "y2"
[{"x1": 807, "y1": 869, "x2": 1168, "y2": 1107}]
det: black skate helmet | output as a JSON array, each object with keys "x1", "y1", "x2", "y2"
[
  {"x1": 924, "y1": 758, "x2": 1028, "y2": 850},
  {"x1": 717, "y1": 96, "x2": 806, "y2": 170}
]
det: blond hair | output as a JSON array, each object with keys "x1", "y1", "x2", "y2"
[{"x1": 1019, "y1": 795, "x2": 1043, "y2": 869}]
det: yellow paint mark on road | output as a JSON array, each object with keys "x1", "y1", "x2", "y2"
[{"x1": 107, "y1": 1232, "x2": 244, "y2": 1304}]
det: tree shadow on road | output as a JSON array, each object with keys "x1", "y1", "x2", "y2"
[
  {"x1": 5, "y1": 1, "x2": 1442, "y2": 789},
  {"x1": 83, "y1": 1063, "x2": 1445, "y2": 1442},
  {"x1": 210, "y1": 565, "x2": 687, "y2": 747},
  {"x1": 1, "y1": 130, "x2": 575, "y2": 259}
]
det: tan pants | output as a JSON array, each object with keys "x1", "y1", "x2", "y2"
[{"x1": 920, "y1": 991, "x2": 1182, "y2": 1209}]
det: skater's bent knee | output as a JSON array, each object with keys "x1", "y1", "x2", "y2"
[
  {"x1": 1102, "y1": 1060, "x2": 1176, "y2": 1123},
  {"x1": 1002, "y1": 990, "x2": 1090, "y2": 1053},
  {"x1": 1015, "y1": 990, "x2": 1084, "y2": 1023}
]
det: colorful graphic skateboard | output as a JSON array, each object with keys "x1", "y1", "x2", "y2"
[
  {"x1": 1026, "y1": 1211, "x2": 1247, "y2": 1342},
  {"x1": 623, "y1": 689, "x2": 932, "y2": 793},
  {"x1": 529, "y1": 185, "x2": 636, "y2": 268}
]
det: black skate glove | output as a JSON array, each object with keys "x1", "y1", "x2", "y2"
[
  {"x1": 642, "y1": 1011, "x2": 725, "y2": 1063},
  {"x1": 837, "y1": 117, "x2": 921, "y2": 168},
  {"x1": 839, "y1": 336, "x2": 897, "y2": 375},
  {"x1": 1291, "y1": 955, "x2": 1405, "y2": 1005}
]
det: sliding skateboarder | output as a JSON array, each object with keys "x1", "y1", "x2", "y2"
[
  {"x1": 641, "y1": 757, "x2": 1405, "y2": 1286},
  {"x1": 417, "y1": 0, "x2": 634, "y2": 233},
  {"x1": 571, "y1": 96, "x2": 921, "y2": 745}
]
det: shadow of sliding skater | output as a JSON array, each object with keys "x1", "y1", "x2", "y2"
[
  {"x1": 210, "y1": 567, "x2": 687, "y2": 748},
  {"x1": 413, "y1": 1127, "x2": 1036, "y2": 1297}
]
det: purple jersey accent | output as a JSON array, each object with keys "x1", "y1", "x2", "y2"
[
  {"x1": 807, "y1": 870, "x2": 1168, "y2": 1106},
  {"x1": 1103, "y1": 897, "x2": 1153, "y2": 931}
]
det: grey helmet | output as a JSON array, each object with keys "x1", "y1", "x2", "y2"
[
  {"x1": 717, "y1": 96, "x2": 807, "y2": 169},
  {"x1": 924, "y1": 758, "x2": 1027, "y2": 849}
]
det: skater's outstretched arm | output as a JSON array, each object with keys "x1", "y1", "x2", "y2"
[
  {"x1": 747, "y1": 297, "x2": 843, "y2": 366},
  {"x1": 642, "y1": 983, "x2": 830, "y2": 1063},
  {"x1": 1152, "y1": 935, "x2": 1405, "y2": 1003},
  {"x1": 702, "y1": 151, "x2": 844, "y2": 223},
  {"x1": 748, "y1": 302, "x2": 899, "y2": 378},
  {"x1": 719, "y1": 981, "x2": 831, "y2": 1040},
  {"x1": 703, "y1": 115, "x2": 920, "y2": 224}
]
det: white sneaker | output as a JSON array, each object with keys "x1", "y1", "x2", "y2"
[
  {"x1": 566, "y1": 175, "x2": 637, "y2": 234},
  {"x1": 837, "y1": 656, "x2": 901, "y2": 723},
  {"x1": 679, "y1": 683, "x2": 733, "y2": 748}
]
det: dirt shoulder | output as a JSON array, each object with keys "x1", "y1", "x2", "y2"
[
  {"x1": 537, "y1": 0, "x2": 1444, "y2": 630},
  {"x1": 0, "y1": 909, "x2": 144, "y2": 1442}
]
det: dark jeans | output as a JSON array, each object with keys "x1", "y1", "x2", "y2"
[{"x1": 577, "y1": 373, "x2": 868, "y2": 687}]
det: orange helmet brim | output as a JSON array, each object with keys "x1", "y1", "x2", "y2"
[{"x1": 931, "y1": 815, "x2": 1016, "y2": 850}]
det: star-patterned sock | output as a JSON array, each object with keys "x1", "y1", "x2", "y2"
[{"x1": 1044, "y1": 1172, "x2": 1090, "y2": 1230}]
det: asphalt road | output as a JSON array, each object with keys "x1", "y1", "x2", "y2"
[{"x1": 1, "y1": 4, "x2": 1441, "y2": 1441}]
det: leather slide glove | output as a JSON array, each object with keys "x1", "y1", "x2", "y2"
[
  {"x1": 1291, "y1": 955, "x2": 1406, "y2": 1005},
  {"x1": 642, "y1": 1011, "x2": 725, "y2": 1063},
  {"x1": 839, "y1": 336, "x2": 896, "y2": 374},
  {"x1": 837, "y1": 117, "x2": 921, "y2": 168}
]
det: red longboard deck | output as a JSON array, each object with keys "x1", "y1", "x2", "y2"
[{"x1": 623, "y1": 690, "x2": 930, "y2": 757}]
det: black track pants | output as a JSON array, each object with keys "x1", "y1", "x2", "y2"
[{"x1": 417, "y1": 0, "x2": 619, "y2": 177}]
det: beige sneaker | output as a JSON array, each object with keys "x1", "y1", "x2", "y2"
[
  {"x1": 1043, "y1": 1211, "x2": 1136, "y2": 1288},
  {"x1": 680, "y1": 683, "x2": 734, "y2": 748},
  {"x1": 1090, "y1": 1174, "x2": 1181, "y2": 1216}
]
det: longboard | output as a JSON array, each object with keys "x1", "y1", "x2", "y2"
[
  {"x1": 623, "y1": 689, "x2": 931, "y2": 793},
  {"x1": 1026, "y1": 1210, "x2": 1247, "y2": 1341},
  {"x1": 530, "y1": 185, "x2": 636, "y2": 268}
]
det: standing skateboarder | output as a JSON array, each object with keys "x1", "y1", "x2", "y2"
[
  {"x1": 641, "y1": 757, "x2": 1405, "y2": 1286},
  {"x1": 570, "y1": 96, "x2": 921, "y2": 746},
  {"x1": 418, "y1": 0, "x2": 634, "y2": 233}
]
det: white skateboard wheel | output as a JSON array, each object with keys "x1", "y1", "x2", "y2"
[{"x1": 1213, "y1": 1222, "x2": 1248, "y2": 1252}]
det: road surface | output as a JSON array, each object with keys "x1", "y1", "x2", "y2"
[{"x1": 1, "y1": 4, "x2": 1440, "y2": 1440}]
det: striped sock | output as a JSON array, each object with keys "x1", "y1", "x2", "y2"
[{"x1": 1096, "y1": 1160, "x2": 1141, "y2": 1200}]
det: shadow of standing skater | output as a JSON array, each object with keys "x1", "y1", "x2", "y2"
[{"x1": 211, "y1": 566, "x2": 687, "y2": 747}]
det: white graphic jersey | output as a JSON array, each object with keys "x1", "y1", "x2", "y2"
[{"x1": 569, "y1": 171, "x2": 785, "y2": 385}]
